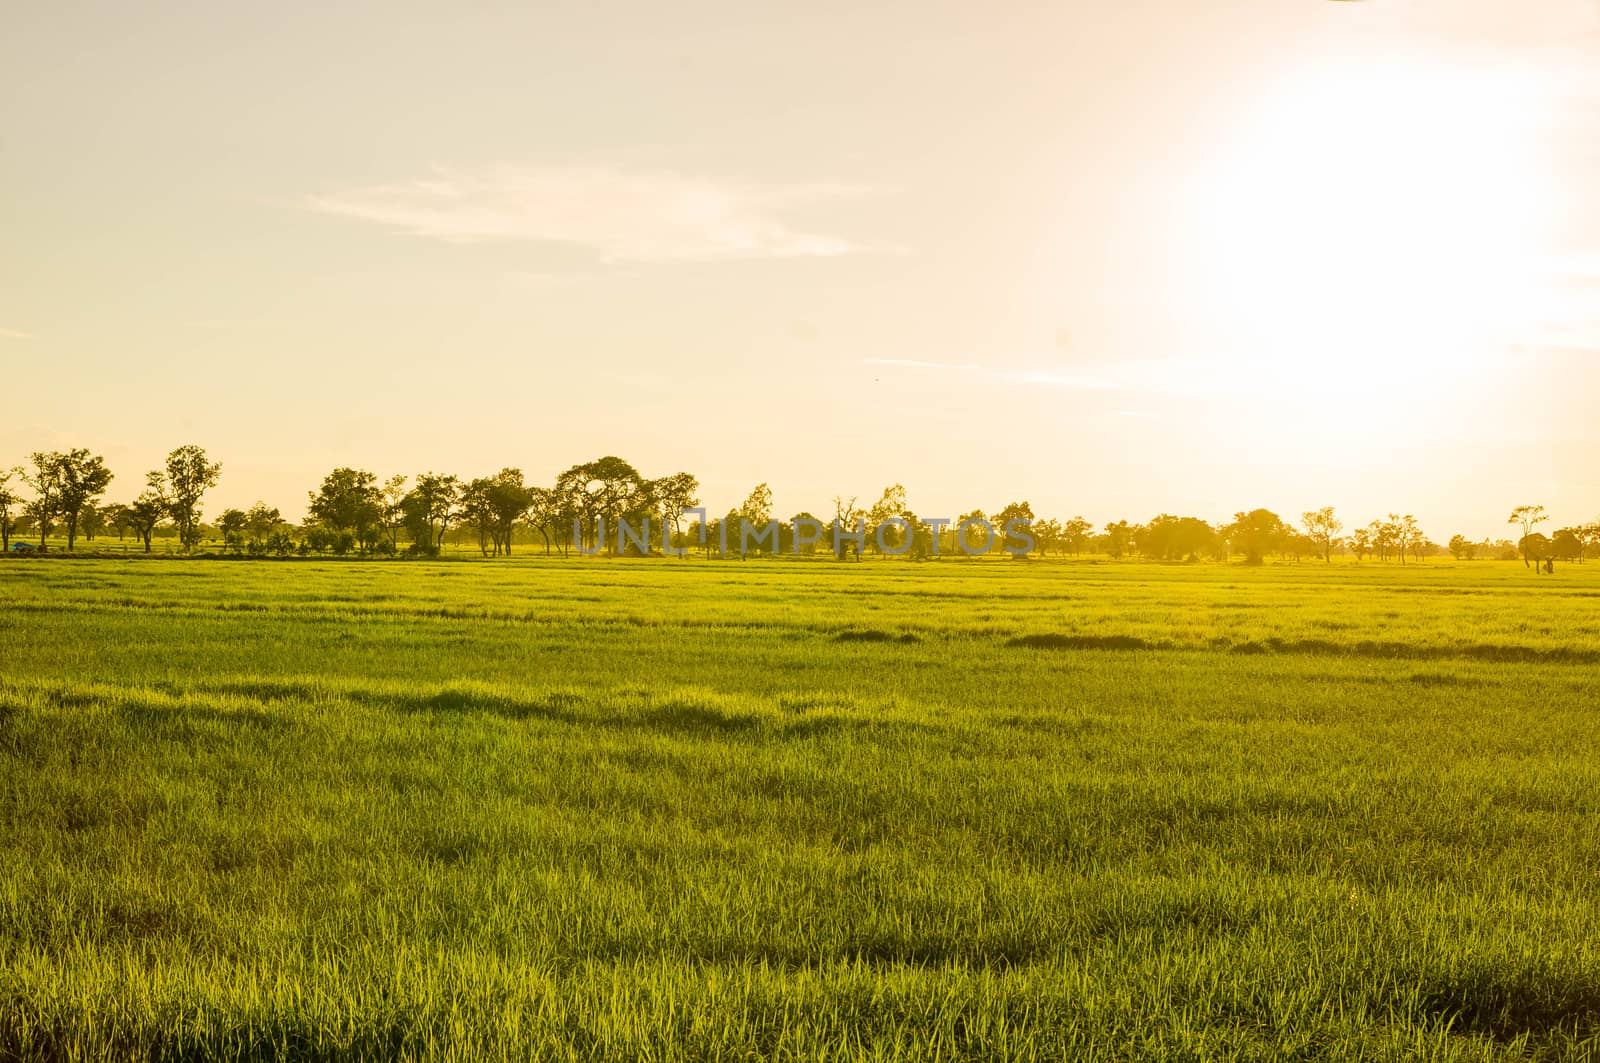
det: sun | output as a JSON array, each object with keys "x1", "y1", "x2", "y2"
[{"x1": 1182, "y1": 56, "x2": 1557, "y2": 388}]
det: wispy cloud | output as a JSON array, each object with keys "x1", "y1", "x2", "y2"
[
  {"x1": 863, "y1": 358, "x2": 1119, "y2": 391},
  {"x1": 0, "y1": 327, "x2": 32, "y2": 340},
  {"x1": 308, "y1": 165, "x2": 878, "y2": 263}
]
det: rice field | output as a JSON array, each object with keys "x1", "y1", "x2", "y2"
[{"x1": 1, "y1": 557, "x2": 1597, "y2": 1060}]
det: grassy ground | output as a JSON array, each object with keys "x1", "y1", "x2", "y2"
[{"x1": 1, "y1": 557, "x2": 1597, "y2": 1060}]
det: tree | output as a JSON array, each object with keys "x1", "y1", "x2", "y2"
[
  {"x1": 1348, "y1": 526, "x2": 1373, "y2": 561},
  {"x1": 738, "y1": 483, "x2": 776, "y2": 556},
  {"x1": 100, "y1": 502, "x2": 131, "y2": 543},
  {"x1": 556, "y1": 456, "x2": 649, "y2": 554},
  {"x1": 991, "y1": 501, "x2": 1037, "y2": 556},
  {"x1": 401, "y1": 473, "x2": 460, "y2": 554},
  {"x1": 244, "y1": 502, "x2": 283, "y2": 542},
  {"x1": 378, "y1": 475, "x2": 409, "y2": 548},
  {"x1": 1062, "y1": 516, "x2": 1093, "y2": 556},
  {"x1": 1134, "y1": 514, "x2": 1218, "y2": 561},
  {"x1": 1579, "y1": 523, "x2": 1600, "y2": 564},
  {"x1": 308, "y1": 468, "x2": 382, "y2": 552},
  {"x1": 80, "y1": 503, "x2": 106, "y2": 542},
  {"x1": 831, "y1": 496, "x2": 863, "y2": 559},
  {"x1": 0, "y1": 467, "x2": 21, "y2": 551},
  {"x1": 1447, "y1": 534, "x2": 1477, "y2": 561},
  {"x1": 126, "y1": 480, "x2": 168, "y2": 554},
  {"x1": 50, "y1": 449, "x2": 114, "y2": 551},
  {"x1": 217, "y1": 508, "x2": 249, "y2": 553},
  {"x1": 1102, "y1": 520, "x2": 1131, "y2": 560},
  {"x1": 1551, "y1": 527, "x2": 1583, "y2": 561},
  {"x1": 1399, "y1": 515, "x2": 1427, "y2": 563},
  {"x1": 1223, "y1": 509, "x2": 1288, "y2": 564},
  {"x1": 650, "y1": 472, "x2": 700, "y2": 552},
  {"x1": 165, "y1": 445, "x2": 221, "y2": 552},
  {"x1": 1301, "y1": 507, "x2": 1343, "y2": 563},
  {"x1": 865, "y1": 485, "x2": 909, "y2": 554},
  {"x1": 21, "y1": 451, "x2": 65, "y2": 547},
  {"x1": 1508, "y1": 505, "x2": 1548, "y2": 569},
  {"x1": 485, "y1": 468, "x2": 532, "y2": 556}
]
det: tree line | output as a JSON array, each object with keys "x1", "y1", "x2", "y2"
[{"x1": 1, "y1": 446, "x2": 1595, "y2": 567}]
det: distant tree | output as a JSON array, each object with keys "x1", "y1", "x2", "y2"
[
  {"x1": 459, "y1": 478, "x2": 498, "y2": 556},
  {"x1": 485, "y1": 468, "x2": 532, "y2": 556},
  {"x1": 955, "y1": 509, "x2": 989, "y2": 555},
  {"x1": 1301, "y1": 507, "x2": 1343, "y2": 562},
  {"x1": 991, "y1": 501, "x2": 1036, "y2": 556},
  {"x1": 1521, "y1": 532, "x2": 1551, "y2": 568},
  {"x1": 524, "y1": 486, "x2": 567, "y2": 556},
  {"x1": 1134, "y1": 514, "x2": 1217, "y2": 561},
  {"x1": 401, "y1": 473, "x2": 460, "y2": 553},
  {"x1": 21, "y1": 452, "x2": 66, "y2": 547},
  {"x1": 308, "y1": 468, "x2": 382, "y2": 552},
  {"x1": 832, "y1": 496, "x2": 864, "y2": 559},
  {"x1": 1102, "y1": 520, "x2": 1131, "y2": 560},
  {"x1": 164, "y1": 445, "x2": 221, "y2": 552},
  {"x1": 738, "y1": 483, "x2": 776, "y2": 556},
  {"x1": 1348, "y1": 526, "x2": 1373, "y2": 561},
  {"x1": 378, "y1": 474, "x2": 409, "y2": 548},
  {"x1": 244, "y1": 502, "x2": 283, "y2": 542},
  {"x1": 1551, "y1": 527, "x2": 1584, "y2": 562},
  {"x1": 126, "y1": 479, "x2": 168, "y2": 554},
  {"x1": 1032, "y1": 518, "x2": 1062, "y2": 557},
  {"x1": 557, "y1": 456, "x2": 648, "y2": 554},
  {"x1": 1446, "y1": 534, "x2": 1477, "y2": 561},
  {"x1": 78, "y1": 503, "x2": 106, "y2": 542},
  {"x1": 865, "y1": 485, "x2": 909, "y2": 554},
  {"x1": 217, "y1": 508, "x2": 249, "y2": 553},
  {"x1": 1062, "y1": 516, "x2": 1093, "y2": 556},
  {"x1": 51, "y1": 449, "x2": 114, "y2": 550},
  {"x1": 650, "y1": 472, "x2": 700, "y2": 551},
  {"x1": 1579, "y1": 523, "x2": 1600, "y2": 563},
  {"x1": 1399, "y1": 515, "x2": 1428, "y2": 563},
  {"x1": 99, "y1": 502, "x2": 131, "y2": 543},
  {"x1": 1508, "y1": 505, "x2": 1549, "y2": 569},
  {"x1": 0, "y1": 467, "x2": 21, "y2": 551},
  {"x1": 1223, "y1": 508, "x2": 1288, "y2": 565}
]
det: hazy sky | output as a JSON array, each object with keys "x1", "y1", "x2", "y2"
[{"x1": 4, "y1": 1, "x2": 1597, "y2": 537}]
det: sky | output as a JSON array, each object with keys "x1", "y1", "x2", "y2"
[{"x1": 3, "y1": 1, "x2": 1597, "y2": 538}]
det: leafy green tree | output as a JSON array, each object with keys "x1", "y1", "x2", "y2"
[
  {"x1": 217, "y1": 508, "x2": 249, "y2": 553},
  {"x1": 1447, "y1": 534, "x2": 1476, "y2": 561},
  {"x1": 308, "y1": 468, "x2": 384, "y2": 551},
  {"x1": 126, "y1": 480, "x2": 168, "y2": 554},
  {"x1": 650, "y1": 472, "x2": 700, "y2": 551},
  {"x1": 401, "y1": 473, "x2": 460, "y2": 553},
  {"x1": 165, "y1": 445, "x2": 221, "y2": 552},
  {"x1": 485, "y1": 468, "x2": 532, "y2": 556},
  {"x1": 556, "y1": 456, "x2": 649, "y2": 554},
  {"x1": 99, "y1": 502, "x2": 131, "y2": 542},
  {"x1": 45, "y1": 449, "x2": 114, "y2": 551},
  {"x1": 865, "y1": 484, "x2": 908, "y2": 553},
  {"x1": 244, "y1": 502, "x2": 283, "y2": 542},
  {"x1": 738, "y1": 482, "x2": 776, "y2": 555}
]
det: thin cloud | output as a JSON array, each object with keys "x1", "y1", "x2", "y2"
[
  {"x1": 0, "y1": 327, "x2": 32, "y2": 340},
  {"x1": 307, "y1": 165, "x2": 878, "y2": 263}
]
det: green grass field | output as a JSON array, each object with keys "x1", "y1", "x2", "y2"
[{"x1": 2, "y1": 557, "x2": 1598, "y2": 1060}]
